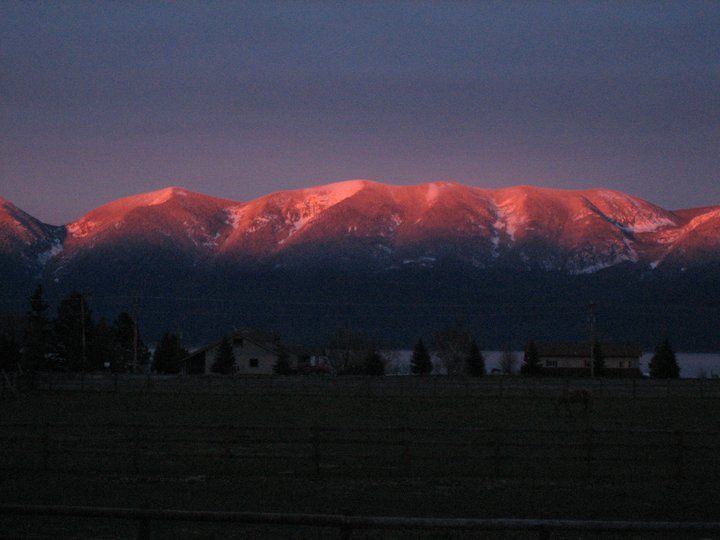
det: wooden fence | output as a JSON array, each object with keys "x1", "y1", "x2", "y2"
[
  {"x1": 2, "y1": 422, "x2": 719, "y2": 484},
  {"x1": 3, "y1": 504, "x2": 720, "y2": 539},
  {"x1": 28, "y1": 372, "x2": 720, "y2": 399}
]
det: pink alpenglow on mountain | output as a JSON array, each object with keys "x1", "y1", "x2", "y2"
[{"x1": 1, "y1": 181, "x2": 719, "y2": 274}]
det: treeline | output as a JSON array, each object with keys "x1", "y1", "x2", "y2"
[
  {"x1": 324, "y1": 322, "x2": 490, "y2": 377},
  {"x1": 0, "y1": 288, "x2": 682, "y2": 379},
  {"x1": 0, "y1": 286, "x2": 153, "y2": 374}
]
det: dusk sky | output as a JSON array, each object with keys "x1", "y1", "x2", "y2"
[{"x1": 2, "y1": 1, "x2": 719, "y2": 224}]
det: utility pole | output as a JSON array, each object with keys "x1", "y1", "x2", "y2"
[
  {"x1": 80, "y1": 294, "x2": 87, "y2": 372},
  {"x1": 589, "y1": 302, "x2": 596, "y2": 378},
  {"x1": 131, "y1": 295, "x2": 139, "y2": 373}
]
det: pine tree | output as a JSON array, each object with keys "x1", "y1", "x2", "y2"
[
  {"x1": 54, "y1": 292, "x2": 94, "y2": 372},
  {"x1": 274, "y1": 348, "x2": 292, "y2": 375},
  {"x1": 87, "y1": 318, "x2": 116, "y2": 372},
  {"x1": 411, "y1": 338, "x2": 432, "y2": 375},
  {"x1": 153, "y1": 332, "x2": 188, "y2": 374},
  {"x1": 521, "y1": 341, "x2": 543, "y2": 376},
  {"x1": 212, "y1": 336, "x2": 235, "y2": 375},
  {"x1": 363, "y1": 350, "x2": 385, "y2": 376},
  {"x1": 22, "y1": 285, "x2": 51, "y2": 372},
  {"x1": 466, "y1": 339, "x2": 485, "y2": 377},
  {"x1": 649, "y1": 339, "x2": 680, "y2": 379},
  {"x1": 0, "y1": 331, "x2": 20, "y2": 372}
]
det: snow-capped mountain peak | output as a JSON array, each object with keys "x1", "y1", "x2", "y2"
[{"x1": 1, "y1": 181, "x2": 719, "y2": 274}]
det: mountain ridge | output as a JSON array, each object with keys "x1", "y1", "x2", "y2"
[
  {"x1": 2, "y1": 181, "x2": 719, "y2": 349},
  {"x1": 1, "y1": 181, "x2": 720, "y2": 275}
]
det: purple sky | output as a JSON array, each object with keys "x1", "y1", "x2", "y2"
[{"x1": 2, "y1": 1, "x2": 719, "y2": 224}]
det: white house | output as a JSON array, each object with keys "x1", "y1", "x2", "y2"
[
  {"x1": 531, "y1": 342, "x2": 642, "y2": 377},
  {"x1": 184, "y1": 329, "x2": 294, "y2": 375}
]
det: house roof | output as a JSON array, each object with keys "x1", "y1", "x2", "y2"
[
  {"x1": 184, "y1": 328, "x2": 283, "y2": 360},
  {"x1": 530, "y1": 342, "x2": 642, "y2": 359}
]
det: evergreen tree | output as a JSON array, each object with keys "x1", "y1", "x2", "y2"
[
  {"x1": 87, "y1": 318, "x2": 116, "y2": 372},
  {"x1": 22, "y1": 285, "x2": 51, "y2": 371},
  {"x1": 363, "y1": 350, "x2": 385, "y2": 376},
  {"x1": 592, "y1": 340, "x2": 605, "y2": 376},
  {"x1": 112, "y1": 312, "x2": 150, "y2": 373},
  {"x1": 153, "y1": 332, "x2": 188, "y2": 374},
  {"x1": 649, "y1": 339, "x2": 680, "y2": 379},
  {"x1": 0, "y1": 331, "x2": 20, "y2": 372},
  {"x1": 54, "y1": 292, "x2": 94, "y2": 372},
  {"x1": 274, "y1": 348, "x2": 293, "y2": 375},
  {"x1": 466, "y1": 339, "x2": 485, "y2": 377},
  {"x1": 521, "y1": 341, "x2": 543, "y2": 376},
  {"x1": 211, "y1": 335, "x2": 235, "y2": 375},
  {"x1": 411, "y1": 338, "x2": 432, "y2": 375}
]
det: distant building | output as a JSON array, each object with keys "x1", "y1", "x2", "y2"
[
  {"x1": 184, "y1": 329, "x2": 295, "y2": 375},
  {"x1": 531, "y1": 342, "x2": 643, "y2": 377}
]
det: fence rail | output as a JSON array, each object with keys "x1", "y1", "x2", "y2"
[
  {"x1": 25, "y1": 372, "x2": 720, "y2": 399},
  {"x1": 2, "y1": 504, "x2": 720, "y2": 539},
  {"x1": 2, "y1": 422, "x2": 719, "y2": 483}
]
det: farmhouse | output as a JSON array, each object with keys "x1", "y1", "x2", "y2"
[
  {"x1": 532, "y1": 342, "x2": 643, "y2": 377},
  {"x1": 184, "y1": 329, "x2": 295, "y2": 375}
]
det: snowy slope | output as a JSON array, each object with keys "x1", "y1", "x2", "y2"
[{"x1": 1, "y1": 181, "x2": 719, "y2": 275}]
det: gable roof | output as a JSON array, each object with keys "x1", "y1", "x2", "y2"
[
  {"x1": 531, "y1": 342, "x2": 642, "y2": 359},
  {"x1": 184, "y1": 328, "x2": 282, "y2": 360}
]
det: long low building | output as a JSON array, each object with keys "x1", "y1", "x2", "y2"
[
  {"x1": 531, "y1": 342, "x2": 643, "y2": 377},
  {"x1": 184, "y1": 330, "x2": 296, "y2": 376}
]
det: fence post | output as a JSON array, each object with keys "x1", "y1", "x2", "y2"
[
  {"x1": 493, "y1": 426, "x2": 503, "y2": 476},
  {"x1": 585, "y1": 428, "x2": 594, "y2": 481},
  {"x1": 133, "y1": 424, "x2": 142, "y2": 475},
  {"x1": 42, "y1": 423, "x2": 51, "y2": 472},
  {"x1": 674, "y1": 430, "x2": 684, "y2": 482},
  {"x1": 401, "y1": 426, "x2": 412, "y2": 478},
  {"x1": 312, "y1": 425, "x2": 321, "y2": 478},
  {"x1": 137, "y1": 517, "x2": 151, "y2": 540}
]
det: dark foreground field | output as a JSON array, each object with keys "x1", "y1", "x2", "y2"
[{"x1": 2, "y1": 376, "x2": 720, "y2": 539}]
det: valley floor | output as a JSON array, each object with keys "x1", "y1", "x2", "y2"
[{"x1": 2, "y1": 378, "x2": 720, "y2": 538}]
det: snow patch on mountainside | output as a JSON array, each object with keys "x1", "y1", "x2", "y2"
[
  {"x1": 37, "y1": 239, "x2": 64, "y2": 265},
  {"x1": 67, "y1": 220, "x2": 96, "y2": 238},
  {"x1": 225, "y1": 206, "x2": 246, "y2": 229},
  {"x1": 425, "y1": 183, "x2": 440, "y2": 205},
  {"x1": 492, "y1": 199, "x2": 526, "y2": 241},
  {"x1": 280, "y1": 180, "x2": 367, "y2": 241}
]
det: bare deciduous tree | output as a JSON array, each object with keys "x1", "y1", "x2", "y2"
[
  {"x1": 499, "y1": 347, "x2": 518, "y2": 375},
  {"x1": 324, "y1": 328, "x2": 380, "y2": 375},
  {"x1": 433, "y1": 322, "x2": 473, "y2": 376}
]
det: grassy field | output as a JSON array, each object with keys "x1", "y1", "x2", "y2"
[{"x1": 2, "y1": 377, "x2": 720, "y2": 538}]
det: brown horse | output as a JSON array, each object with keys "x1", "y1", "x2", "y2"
[{"x1": 555, "y1": 388, "x2": 592, "y2": 415}]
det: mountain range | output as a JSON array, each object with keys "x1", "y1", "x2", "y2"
[{"x1": 2, "y1": 181, "x2": 719, "y2": 350}]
